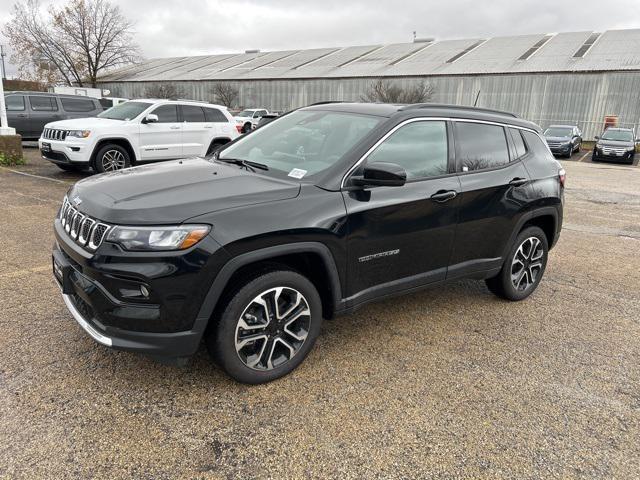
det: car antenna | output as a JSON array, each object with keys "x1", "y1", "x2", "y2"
[{"x1": 473, "y1": 90, "x2": 481, "y2": 107}]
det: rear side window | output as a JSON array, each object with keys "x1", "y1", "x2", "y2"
[
  {"x1": 456, "y1": 122, "x2": 510, "y2": 172},
  {"x1": 29, "y1": 96, "x2": 58, "y2": 111},
  {"x1": 151, "y1": 104, "x2": 178, "y2": 123},
  {"x1": 204, "y1": 107, "x2": 228, "y2": 123},
  {"x1": 522, "y1": 130, "x2": 556, "y2": 161},
  {"x1": 367, "y1": 121, "x2": 448, "y2": 180},
  {"x1": 61, "y1": 97, "x2": 96, "y2": 112},
  {"x1": 5, "y1": 95, "x2": 25, "y2": 111},
  {"x1": 182, "y1": 105, "x2": 205, "y2": 122},
  {"x1": 509, "y1": 128, "x2": 528, "y2": 159}
]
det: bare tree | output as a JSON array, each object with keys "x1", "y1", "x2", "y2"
[
  {"x1": 361, "y1": 79, "x2": 434, "y2": 104},
  {"x1": 144, "y1": 83, "x2": 181, "y2": 100},
  {"x1": 4, "y1": 0, "x2": 140, "y2": 87},
  {"x1": 211, "y1": 82, "x2": 239, "y2": 108}
]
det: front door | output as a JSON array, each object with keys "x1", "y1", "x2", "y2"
[
  {"x1": 5, "y1": 95, "x2": 30, "y2": 137},
  {"x1": 448, "y1": 121, "x2": 532, "y2": 279},
  {"x1": 138, "y1": 104, "x2": 183, "y2": 161},
  {"x1": 342, "y1": 120, "x2": 460, "y2": 306},
  {"x1": 27, "y1": 95, "x2": 62, "y2": 138}
]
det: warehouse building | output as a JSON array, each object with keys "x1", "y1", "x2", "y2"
[{"x1": 97, "y1": 29, "x2": 640, "y2": 139}]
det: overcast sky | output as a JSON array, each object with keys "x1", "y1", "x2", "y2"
[{"x1": 1, "y1": 0, "x2": 640, "y2": 78}]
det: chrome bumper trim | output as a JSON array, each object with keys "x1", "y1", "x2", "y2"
[{"x1": 62, "y1": 294, "x2": 113, "y2": 347}]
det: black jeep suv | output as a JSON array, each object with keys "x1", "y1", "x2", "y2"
[{"x1": 52, "y1": 103, "x2": 565, "y2": 384}]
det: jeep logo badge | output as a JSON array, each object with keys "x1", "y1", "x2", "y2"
[{"x1": 72, "y1": 196, "x2": 82, "y2": 206}]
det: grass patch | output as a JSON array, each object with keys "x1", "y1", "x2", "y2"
[{"x1": 0, "y1": 152, "x2": 25, "y2": 167}]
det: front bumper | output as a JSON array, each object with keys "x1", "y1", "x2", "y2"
[
  {"x1": 549, "y1": 144, "x2": 572, "y2": 154},
  {"x1": 593, "y1": 149, "x2": 634, "y2": 162},
  {"x1": 38, "y1": 138, "x2": 92, "y2": 164},
  {"x1": 53, "y1": 219, "x2": 229, "y2": 360}
]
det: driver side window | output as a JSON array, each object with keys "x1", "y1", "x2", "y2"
[{"x1": 366, "y1": 121, "x2": 448, "y2": 180}]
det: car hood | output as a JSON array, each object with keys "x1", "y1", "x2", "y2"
[
  {"x1": 545, "y1": 136, "x2": 572, "y2": 142},
  {"x1": 597, "y1": 139, "x2": 634, "y2": 148},
  {"x1": 69, "y1": 158, "x2": 301, "y2": 224},
  {"x1": 45, "y1": 117, "x2": 129, "y2": 130}
]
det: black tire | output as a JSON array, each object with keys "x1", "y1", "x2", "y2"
[
  {"x1": 55, "y1": 164, "x2": 83, "y2": 172},
  {"x1": 92, "y1": 144, "x2": 131, "y2": 173},
  {"x1": 592, "y1": 149, "x2": 599, "y2": 162},
  {"x1": 241, "y1": 122, "x2": 252, "y2": 134},
  {"x1": 627, "y1": 153, "x2": 635, "y2": 165},
  {"x1": 485, "y1": 226, "x2": 549, "y2": 301},
  {"x1": 207, "y1": 270, "x2": 323, "y2": 384}
]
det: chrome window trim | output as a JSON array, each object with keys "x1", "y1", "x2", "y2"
[{"x1": 340, "y1": 116, "x2": 540, "y2": 188}]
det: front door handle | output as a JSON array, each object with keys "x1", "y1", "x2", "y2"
[
  {"x1": 430, "y1": 190, "x2": 457, "y2": 203},
  {"x1": 509, "y1": 177, "x2": 528, "y2": 187}
]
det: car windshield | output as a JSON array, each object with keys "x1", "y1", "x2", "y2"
[
  {"x1": 545, "y1": 127, "x2": 573, "y2": 137},
  {"x1": 219, "y1": 110, "x2": 382, "y2": 179},
  {"x1": 601, "y1": 130, "x2": 634, "y2": 142},
  {"x1": 236, "y1": 110, "x2": 255, "y2": 117},
  {"x1": 98, "y1": 101, "x2": 151, "y2": 120}
]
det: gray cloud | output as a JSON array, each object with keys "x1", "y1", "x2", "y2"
[{"x1": 1, "y1": 0, "x2": 640, "y2": 77}]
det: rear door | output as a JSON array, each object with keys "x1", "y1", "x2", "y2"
[
  {"x1": 343, "y1": 119, "x2": 460, "y2": 305},
  {"x1": 203, "y1": 107, "x2": 229, "y2": 138},
  {"x1": 138, "y1": 104, "x2": 182, "y2": 161},
  {"x1": 181, "y1": 105, "x2": 208, "y2": 156},
  {"x1": 28, "y1": 95, "x2": 62, "y2": 138},
  {"x1": 4, "y1": 95, "x2": 30, "y2": 137},
  {"x1": 448, "y1": 121, "x2": 531, "y2": 279},
  {"x1": 60, "y1": 97, "x2": 100, "y2": 120}
]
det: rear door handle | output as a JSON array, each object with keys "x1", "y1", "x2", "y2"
[
  {"x1": 509, "y1": 177, "x2": 528, "y2": 187},
  {"x1": 430, "y1": 190, "x2": 458, "y2": 202}
]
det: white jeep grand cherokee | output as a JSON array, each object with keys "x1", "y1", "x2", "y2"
[{"x1": 38, "y1": 99, "x2": 239, "y2": 173}]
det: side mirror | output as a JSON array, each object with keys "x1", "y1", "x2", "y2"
[
  {"x1": 142, "y1": 114, "x2": 158, "y2": 124},
  {"x1": 594, "y1": 136, "x2": 600, "y2": 141},
  {"x1": 351, "y1": 162, "x2": 407, "y2": 188},
  {"x1": 635, "y1": 138, "x2": 640, "y2": 144}
]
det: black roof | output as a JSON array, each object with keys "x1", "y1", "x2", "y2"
[
  {"x1": 304, "y1": 102, "x2": 541, "y2": 132},
  {"x1": 4, "y1": 91, "x2": 100, "y2": 100}
]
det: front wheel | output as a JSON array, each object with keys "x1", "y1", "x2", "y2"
[
  {"x1": 207, "y1": 270, "x2": 323, "y2": 384},
  {"x1": 93, "y1": 144, "x2": 131, "y2": 173},
  {"x1": 485, "y1": 226, "x2": 549, "y2": 301}
]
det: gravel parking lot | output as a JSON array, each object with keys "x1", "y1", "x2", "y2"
[{"x1": 1, "y1": 148, "x2": 639, "y2": 479}]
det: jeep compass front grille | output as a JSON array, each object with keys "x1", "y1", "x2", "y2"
[
  {"x1": 43, "y1": 128, "x2": 68, "y2": 141},
  {"x1": 59, "y1": 197, "x2": 111, "y2": 251}
]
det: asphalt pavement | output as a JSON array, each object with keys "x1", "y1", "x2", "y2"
[{"x1": 1, "y1": 149, "x2": 639, "y2": 479}]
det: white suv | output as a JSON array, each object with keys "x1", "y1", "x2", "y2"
[
  {"x1": 234, "y1": 108, "x2": 269, "y2": 134},
  {"x1": 38, "y1": 99, "x2": 239, "y2": 173}
]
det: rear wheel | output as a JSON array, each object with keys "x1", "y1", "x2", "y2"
[
  {"x1": 207, "y1": 270, "x2": 323, "y2": 384},
  {"x1": 93, "y1": 144, "x2": 130, "y2": 173},
  {"x1": 241, "y1": 122, "x2": 252, "y2": 134},
  {"x1": 485, "y1": 226, "x2": 548, "y2": 301},
  {"x1": 205, "y1": 139, "x2": 228, "y2": 157}
]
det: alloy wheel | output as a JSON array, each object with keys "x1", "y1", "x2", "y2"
[
  {"x1": 511, "y1": 236, "x2": 544, "y2": 291},
  {"x1": 101, "y1": 150, "x2": 126, "y2": 171},
  {"x1": 234, "y1": 287, "x2": 311, "y2": 371}
]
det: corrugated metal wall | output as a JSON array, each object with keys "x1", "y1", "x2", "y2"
[{"x1": 99, "y1": 71, "x2": 640, "y2": 139}]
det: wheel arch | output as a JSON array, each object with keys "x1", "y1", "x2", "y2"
[
  {"x1": 505, "y1": 207, "x2": 560, "y2": 259},
  {"x1": 195, "y1": 242, "x2": 343, "y2": 335},
  {"x1": 91, "y1": 138, "x2": 137, "y2": 167}
]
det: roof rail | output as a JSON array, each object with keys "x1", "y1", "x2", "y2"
[
  {"x1": 308, "y1": 101, "x2": 345, "y2": 106},
  {"x1": 399, "y1": 103, "x2": 519, "y2": 118}
]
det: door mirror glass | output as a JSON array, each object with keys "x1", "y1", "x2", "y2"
[
  {"x1": 143, "y1": 113, "x2": 158, "y2": 124},
  {"x1": 595, "y1": 135, "x2": 600, "y2": 141},
  {"x1": 352, "y1": 162, "x2": 407, "y2": 187}
]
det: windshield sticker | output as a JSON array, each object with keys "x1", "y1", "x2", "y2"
[{"x1": 288, "y1": 168, "x2": 307, "y2": 179}]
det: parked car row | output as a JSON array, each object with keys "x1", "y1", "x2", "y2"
[{"x1": 543, "y1": 123, "x2": 638, "y2": 164}]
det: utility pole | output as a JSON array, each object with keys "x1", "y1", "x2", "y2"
[{"x1": 0, "y1": 45, "x2": 6, "y2": 81}]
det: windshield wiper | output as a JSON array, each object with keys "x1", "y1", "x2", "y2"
[{"x1": 217, "y1": 157, "x2": 269, "y2": 171}]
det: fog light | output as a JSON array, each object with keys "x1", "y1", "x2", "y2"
[{"x1": 140, "y1": 285, "x2": 150, "y2": 298}]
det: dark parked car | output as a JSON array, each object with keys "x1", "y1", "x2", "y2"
[
  {"x1": 52, "y1": 103, "x2": 565, "y2": 384},
  {"x1": 593, "y1": 127, "x2": 638, "y2": 164},
  {"x1": 254, "y1": 113, "x2": 280, "y2": 129},
  {"x1": 4, "y1": 91, "x2": 103, "y2": 140},
  {"x1": 544, "y1": 124, "x2": 582, "y2": 157}
]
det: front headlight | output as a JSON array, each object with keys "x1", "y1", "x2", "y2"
[
  {"x1": 66, "y1": 130, "x2": 91, "y2": 138},
  {"x1": 106, "y1": 225, "x2": 211, "y2": 251}
]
